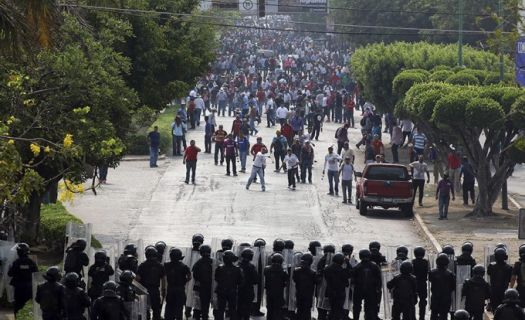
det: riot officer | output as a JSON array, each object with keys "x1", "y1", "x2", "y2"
[
  {"x1": 308, "y1": 240, "x2": 322, "y2": 256},
  {"x1": 192, "y1": 244, "x2": 214, "y2": 320},
  {"x1": 35, "y1": 266, "x2": 64, "y2": 320},
  {"x1": 252, "y1": 238, "x2": 267, "y2": 317},
  {"x1": 137, "y1": 246, "x2": 166, "y2": 320},
  {"x1": 368, "y1": 241, "x2": 386, "y2": 266},
  {"x1": 511, "y1": 245, "x2": 525, "y2": 307},
  {"x1": 7, "y1": 243, "x2": 38, "y2": 314},
  {"x1": 317, "y1": 244, "x2": 335, "y2": 320},
  {"x1": 412, "y1": 246, "x2": 429, "y2": 320},
  {"x1": 387, "y1": 261, "x2": 417, "y2": 320},
  {"x1": 64, "y1": 239, "x2": 89, "y2": 281},
  {"x1": 88, "y1": 250, "x2": 115, "y2": 300},
  {"x1": 429, "y1": 253, "x2": 455, "y2": 320},
  {"x1": 264, "y1": 253, "x2": 288, "y2": 320},
  {"x1": 186, "y1": 234, "x2": 205, "y2": 319},
  {"x1": 461, "y1": 264, "x2": 490, "y2": 320},
  {"x1": 456, "y1": 242, "x2": 476, "y2": 269},
  {"x1": 164, "y1": 248, "x2": 191, "y2": 320},
  {"x1": 117, "y1": 243, "x2": 138, "y2": 273},
  {"x1": 272, "y1": 238, "x2": 286, "y2": 256},
  {"x1": 155, "y1": 241, "x2": 167, "y2": 263},
  {"x1": 117, "y1": 271, "x2": 137, "y2": 317},
  {"x1": 221, "y1": 238, "x2": 234, "y2": 252},
  {"x1": 91, "y1": 281, "x2": 129, "y2": 320},
  {"x1": 292, "y1": 253, "x2": 316, "y2": 320},
  {"x1": 395, "y1": 246, "x2": 409, "y2": 262},
  {"x1": 454, "y1": 310, "x2": 471, "y2": 320},
  {"x1": 487, "y1": 248, "x2": 512, "y2": 311},
  {"x1": 324, "y1": 253, "x2": 351, "y2": 320},
  {"x1": 238, "y1": 248, "x2": 258, "y2": 320},
  {"x1": 341, "y1": 244, "x2": 356, "y2": 320},
  {"x1": 62, "y1": 272, "x2": 91, "y2": 320},
  {"x1": 494, "y1": 289, "x2": 525, "y2": 320},
  {"x1": 352, "y1": 249, "x2": 382, "y2": 320},
  {"x1": 215, "y1": 250, "x2": 242, "y2": 320}
]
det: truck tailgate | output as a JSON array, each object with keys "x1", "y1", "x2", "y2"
[{"x1": 364, "y1": 180, "x2": 412, "y2": 198}]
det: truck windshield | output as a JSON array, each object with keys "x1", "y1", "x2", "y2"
[{"x1": 365, "y1": 166, "x2": 409, "y2": 181}]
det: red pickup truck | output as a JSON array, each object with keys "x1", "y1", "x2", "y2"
[{"x1": 355, "y1": 163, "x2": 414, "y2": 217}]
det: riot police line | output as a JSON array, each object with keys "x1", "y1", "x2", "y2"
[{"x1": 2, "y1": 224, "x2": 525, "y2": 320}]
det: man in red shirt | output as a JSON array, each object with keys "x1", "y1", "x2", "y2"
[
  {"x1": 281, "y1": 122, "x2": 294, "y2": 146},
  {"x1": 371, "y1": 134, "x2": 384, "y2": 156},
  {"x1": 231, "y1": 115, "x2": 242, "y2": 138},
  {"x1": 183, "y1": 140, "x2": 201, "y2": 184},
  {"x1": 447, "y1": 145, "x2": 462, "y2": 191}
]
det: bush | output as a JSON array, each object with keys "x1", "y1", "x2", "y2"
[
  {"x1": 429, "y1": 70, "x2": 454, "y2": 82},
  {"x1": 392, "y1": 70, "x2": 429, "y2": 97},
  {"x1": 446, "y1": 73, "x2": 480, "y2": 85},
  {"x1": 40, "y1": 202, "x2": 101, "y2": 253},
  {"x1": 457, "y1": 69, "x2": 488, "y2": 83}
]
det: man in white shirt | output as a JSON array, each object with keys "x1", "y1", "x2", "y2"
[
  {"x1": 276, "y1": 105, "x2": 288, "y2": 126},
  {"x1": 246, "y1": 147, "x2": 268, "y2": 192},
  {"x1": 194, "y1": 95, "x2": 205, "y2": 127},
  {"x1": 323, "y1": 146, "x2": 342, "y2": 196},
  {"x1": 284, "y1": 148, "x2": 300, "y2": 190},
  {"x1": 339, "y1": 157, "x2": 355, "y2": 204},
  {"x1": 410, "y1": 154, "x2": 430, "y2": 206}
]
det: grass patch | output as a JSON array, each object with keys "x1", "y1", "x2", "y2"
[
  {"x1": 40, "y1": 202, "x2": 101, "y2": 253},
  {"x1": 151, "y1": 106, "x2": 179, "y2": 155}
]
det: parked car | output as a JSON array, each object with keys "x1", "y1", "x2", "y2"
[{"x1": 355, "y1": 163, "x2": 414, "y2": 216}]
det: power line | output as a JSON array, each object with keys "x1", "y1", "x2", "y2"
[{"x1": 61, "y1": 4, "x2": 510, "y2": 35}]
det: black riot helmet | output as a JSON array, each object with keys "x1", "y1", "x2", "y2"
[
  {"x1": 301, "y1": 253, "x2": 313, "y2": 266},
  {"x1": 461, "y1": 242, "x2": 473, "y2": 255},
  {"x1": 64, "y1": 272, "x2": 80, "y2": 288},
  {"x1": 271, "y1": 253, "x2": 284, "y2": 264},
  {"x1": 323, "y1": 244, "x2": 336, "y2": 254},
  {"x1": 400, "y1": 261, "x2": 413, "y2": 275},
  {"x1": 308, "y1": 241, "x2": 321, "y2": 255},
  {"x1": 504, "y1": 288, "x2": 520, "y2": 303},
  {"x1": 494, "y1": 248, "x2": 508, "y2": 262},
  {"x1": 200, "y1": 245, "x2": 212, "y2": 257},
  {"x1": 145, "y1": 246, "x2": 158, "y2": 259},
  {"x1": 124, "y1": 244, "x2": 138, "y2": 257},
  {"x1": 43, "y1": 266, "x2": 61, "y2": 282},
  {"x1": 341, "y1": 244, "x2": 354, "y2": 256},
  {"x1": 453, "y1": 310, "x2": 470, "y2": 320},
  {"x1": 119, "y1": 270, "x2": 135, "y2": 285},
  {"x1": 472, "y1": 265, "x2": 485, "y2": 277},
  {"x1": 273, "y1": 239, "x2": 285, "y2": 252},
  {"x1": 442, "y1": 244, "x2": 455, "y2": 256},
  {"x1": 241, "y1": 248, "x2": 255, "y2": 261},
  {"x1": 254, "y1": 238, "x2": 266, "y2": 247},
  {"x1": 332, "y1": 253, "x2": 345, "y2": 265},
  {"x1": 436, "y1": 253, "x2": 450, "y2": 268},
  {"x1": 413, "y1": 246, "x2": 426, "y2": 258},
  {"x1": 222, "y1": 250, "x2": 238, "y2": 264},
  {"x1": 369, "y1": 241, "x2": 381, "y2": 252},
  {"x1": 169, "y1": 248, "x2": 184, "y2": 261},
  {"x1": 359, "y1": 249, "x2": 371, "y2": 261},
  {"x1": 94, "y1": 250, "x2": 107, "y2": 264},
  {"x1": 192, "y1": 234, "x2": 204, "y2": 248},
  {"x1": 103, "y1": 281, "x2": 118, "y2": 293},
  {"x1": 284, "y1": 240, "x2": 295, "y2": 250},
  {"x1": 16, "y1": 243, "x2": 30, "y2": 257},
  {"x1": 519, "y1": 245, "x2": 525, "y2": 261},
  {"x1": 396, "y1": 246, "x2": 409, "y2": 258},
  {"x1": 155, "y1": 241, "x2": 167, "y2": 256},
  {"x1": 221, "y1": 239, "x2": 234, "y2": 251},
  {"x1": 72, "y1": 239, "x2": 87, "y2": 251}
]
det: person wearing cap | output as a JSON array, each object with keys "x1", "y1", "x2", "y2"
[
  {"x1": 300, "y1": 140, "x2": 315, "y2": 184},
  {"x1": 447, "y1": 145, "x2": 462, "y2": 191},
  {"x1": 323, "y1": 146, "x2": 342, "y2": 196},
  {"x1": 246, "y1": 147, "x2": 268, "y2": 191},
  {"x1": 459, "y1": 156, "x2": 476, "y2": 206},
  {"x1": 436, "y1": 173, "x2": 455, "y2": 220},
  {"x1": 237, "y1": 132, "x2": 250, "y2": 173},
  {"x1": 339, "y1": 156, "x2": 355, "y2": 204},
  {"x1": 284, "y1": 148, "x2": 300, "y2": 190}
]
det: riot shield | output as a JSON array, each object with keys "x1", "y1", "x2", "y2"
[
  {"x1": 484, "y1": 246, "x2": 496, "y2": 282},
  {"x1": 131, "y1": 279, "x2": 149, "y2": 320},
  {"x1": 311, "y1": 247, "x2": 323, "y2": 273},
  {"x1": 253, "y1": 245, "x2": 267, "y2": 305},
  {"x1": 183, "y1": 247, "x2": 201, "y2": 309},
  {"x1": 342, "y1": 256, "x2": 356, "y2": 312},
  {"x1": 382, "y1": 270, "x2": 394, "y2": 320},
  {"x1": 0, "y1": 240, "x2": 16, "y2": 301},
  {"x1": 316, "y1": 253, "x2": 332, "y2": 311},
  {"x1": 31, "y1": 272, "x2": 46, "y2": 320},
  {"x1": 211, "y1": 239, "x2": 221, "y2": 311},
  {"x1": 63, "y1": 222, "x2": 92, "y2": 279},
  {"x1": 455, "y1": 265, "x2": 471, "y2": 310},
  {"x1": 287, "y1": 252, "x2": 302, "y2": 312},
  {"x1": 447, "y1": 254, "x2": 456, "y2": 313}
]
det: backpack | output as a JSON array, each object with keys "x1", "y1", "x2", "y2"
[
  {"x1": 360, "y1": 117, "x2": 366, "y2": 126},
  {"x1": 335, "y1": 127, "x2": 341, "y2": 139},
  {"x1": 64, "y1": 250, "x2": 82, "y2": 273},
  {"x1": 273, "y1": 137, "x2": 284, "y2": 153}
]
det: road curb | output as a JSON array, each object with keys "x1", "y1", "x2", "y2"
[
  {"x1": 509, "y1": 194, "x2": 523, "y2": 209},
  {"x1": 122, "y1": 154, "x2": 167, "y2": 162},
  {"x1": 414, "y1": 212, "x2": 442, "y2": 252}
]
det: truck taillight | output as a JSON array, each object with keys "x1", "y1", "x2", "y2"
[{"x1": 363, "y1": 181, "x2": 368, "y2": 194}]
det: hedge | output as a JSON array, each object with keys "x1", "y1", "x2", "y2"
[{"x1": 40, "y1": 202, "x2": 101, "y2": 253}]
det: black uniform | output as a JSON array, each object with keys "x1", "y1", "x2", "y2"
[
  {"x1": 412, "y1": 257, "x2": 429, "y2": 320},
  {"x1": 7, "y1": 256, "x2": 38, "y2": 313},
  {"x1": 324, "y1": 263, "x2": 351, "y2": 320},
  {"x1": 292, "y1": 266, "x2": 316, "y2": 320},
  {"x1": 429, "y1": 268, "x2": 455, "y2": 320},
  {"x1": 164, "y1": 260, "x2": 191, "y2": 320},
  {"x1": 387, "y1": 273, "x2": 417, "y2": 320},
  {"x1": 35, "y1": 281, "x2": 64, "y2": 320},
  {"x1": 137, "y1": 258, "x2": 166, "y2": 320},
  {"x1": 264, "y1": 264, "x2": 289, "y2": 320},
  {"x1": 352, "y1": 260, "x2": 382, "y2": 320},
  {"x1": 461, "y1": 276, "x2": 490, "y2": 320},
  {"x1": 91, "y1": 292, "x2": 130, "y2": 320},
  {"x1": 64, "y1": 248, "x2": 89, "y2": 279},
  {"x1": 116, "y1": 282, "x2": 137, "y2": 317},
  {"x1": 487, "y1": 262, "x2": 512, "y2": 310},
  {"x1": 456, "y1": 254, "x2": 476, "y2": 269},
  {"x1": 512, "y1": 260, "x2": 525, "y2": 307},
  {"x1": 238, "y1": 260, "x2": 258, "y2": 320},
  {"x1": 215, "y1": 263, "x2": 243, "y2": 320},
  {"x1": 62, "y1": 286, "x2": 91, "y2": 320},
  {"x1": 316, "y1": 255, "x2": 330, "y2": 320},
  {"x1": 118, "y1": 254, "x2": 138, "y2": 273},
  {"x1": 494, "y1": 301, "x2": 525, "y2": 320},
  {"x1": 192, "y1": 256, "x2": 214, "y2": 320},
  {"x1": 88, "y1": 262, "x2": 115, "y2": 299}
]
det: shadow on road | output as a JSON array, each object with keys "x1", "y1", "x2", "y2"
[{"x1": 362, "y1": 208, "x2": 412, "y2": 220}]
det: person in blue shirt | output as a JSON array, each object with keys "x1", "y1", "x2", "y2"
[
  {"x1": 237, "y1": 133, "x2": 250, "y2": 173},
  {"x1": 148, "y1": 126, "x2": 161, "y2": 168}
]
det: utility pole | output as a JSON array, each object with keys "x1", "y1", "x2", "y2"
[
  {"x1": 458, "y1": 0, "x2": 464, "y2": 66},
  {"x1": 499, "y1": 0, "x2": 509, "y2": 210}
]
